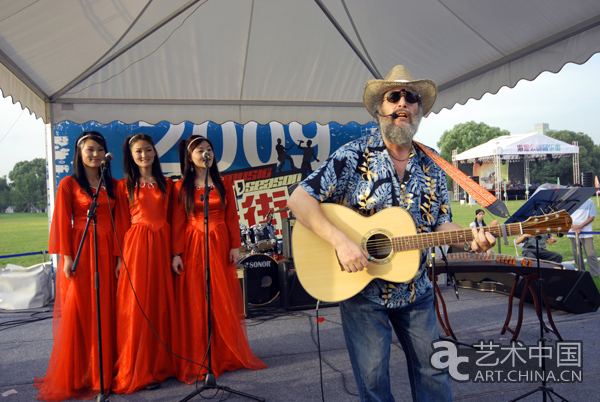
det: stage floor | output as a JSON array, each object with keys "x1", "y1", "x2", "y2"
[{"x1": 2, "y1": 279, "x2": 599, "y2": 401}]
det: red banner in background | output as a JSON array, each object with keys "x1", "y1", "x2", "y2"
[{"x1": 225, "y1": 164, "x2": 302, "y2": 236}]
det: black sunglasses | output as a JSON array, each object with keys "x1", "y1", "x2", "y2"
[{"x1": 384, "y1": 90, "x2": 421, "y2": 104}]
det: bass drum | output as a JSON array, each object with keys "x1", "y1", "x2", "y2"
[{"x1": 238, "y1": 254, "x2": 279, "y2": 305}]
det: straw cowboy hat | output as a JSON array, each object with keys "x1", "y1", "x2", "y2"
[{"x1": 363, "y1": 65, "x2": 437, "y2": 117}]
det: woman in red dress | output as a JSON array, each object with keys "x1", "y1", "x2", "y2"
[
  {"x1": 35, "y1": 131, "x2": 117, "y2": 401},
  {"x1": 111, "y1": 133, "x2": 178, "y2": 393},
  {"x1": 171, "y1": 135, "x2": 267, "y2": 384}
]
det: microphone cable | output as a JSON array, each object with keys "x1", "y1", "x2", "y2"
[
  {"x1": 105, "y1": 184, "x2": 211, "y2": 378},
  {"x1": 301, "y1": 305, "x2": 360, "y2": 400}
]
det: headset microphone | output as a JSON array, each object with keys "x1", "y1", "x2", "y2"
[{"x1": 376, "y1": 111, "x2": 400, "y2": 119}]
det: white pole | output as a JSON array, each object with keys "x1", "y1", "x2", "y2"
[{"x1": 45, "y1": 104, "x2": 58, "y2": 273}]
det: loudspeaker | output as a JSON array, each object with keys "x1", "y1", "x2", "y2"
[
  {"x1": 581, "y1": 172, "x2": 594, "y2": 187},
  {"x1": 515, "y1": 270, "x2": 600, "y2": 314},
  {"x1": 281, "y1": 217, "x2": 296, "y2": 260},
  {"x1": 278, "y1": 261, "x2": 338, "y2": 311}
]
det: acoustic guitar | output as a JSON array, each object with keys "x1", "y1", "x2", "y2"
[{"x1": 291, "y1": 204, "x2": 571, "y2": 302}]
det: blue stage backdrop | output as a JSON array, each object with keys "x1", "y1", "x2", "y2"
[{"x1": 54, "y1": 120, "x2": 376, "y2": 237}]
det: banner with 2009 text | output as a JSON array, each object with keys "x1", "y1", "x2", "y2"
[{"x1": 53, "y1": 120, "x2": 376, "y2": 243}]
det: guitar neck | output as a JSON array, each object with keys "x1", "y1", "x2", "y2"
[{"x1": 392, "y1": 222, "x2": 523, "y2": 252}]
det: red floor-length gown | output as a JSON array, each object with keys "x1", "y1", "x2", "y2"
[
  {"x1": 111, "y1": 178, "x2": 178, "y2": 393},
  {"x1": 172, "y1": 177, "x2": 267, "y2": 384},
  {"x1": 35, "y1": 176, "x2": 117, "y2": 401}
]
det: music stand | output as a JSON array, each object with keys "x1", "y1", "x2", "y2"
[
  {"x1": 507, "y1": 186, "x2": 596, "y2": 402},
  {"x1": 505, "y1": 185, "x2": 597, "y2": 224}
]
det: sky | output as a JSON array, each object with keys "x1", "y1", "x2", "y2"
[{"x1": 1, "y1": 52, "x2": 599, "y2": 179}]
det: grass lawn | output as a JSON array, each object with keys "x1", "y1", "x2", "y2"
[
  {"x1": 0, "y1": 213, "x2": 50, "y2": 268},
  {"x1": 1, "y1": 197, "x2": 599, "y2": 269}
]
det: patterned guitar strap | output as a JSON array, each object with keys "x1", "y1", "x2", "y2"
[{"x1": 414, "y1": 141, "x2": 510, "y2": 220}]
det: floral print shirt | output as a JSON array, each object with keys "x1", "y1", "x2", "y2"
[{"x1": 299, "y1": 128, "x2": 452, "y2": 308}]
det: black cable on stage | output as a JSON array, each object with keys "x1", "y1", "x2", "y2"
[
  {"x1": 0, "y1": 308, "x2": 53, "y2": 331},
  {"x1": 299, "y1": 308, "x2": 359, "y2": 399},
  {"x1": 315, "y1": 302, "x2": 325, "y2": 402}
]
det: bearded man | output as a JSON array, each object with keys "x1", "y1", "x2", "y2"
[{"x1": 287, "y1": 65, "x2": 496, "y2": 402}]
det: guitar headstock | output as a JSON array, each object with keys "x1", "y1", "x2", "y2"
[{"x1": 521, "y1": 210, "x2": 572, "y2": 235}]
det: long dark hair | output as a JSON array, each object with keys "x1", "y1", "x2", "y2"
[
  {"x1": 177, "y1": 135, "x2": 226, "y2": 216},
  {"x1": 122, "y1": 133, "x2": 167, "y2": 204},
  {"x1": 72, "y1": 131, "x2": 115, "y2": 199},
  {"x1": 473, "y1": 209, "x2": 486, "y2": 227}
]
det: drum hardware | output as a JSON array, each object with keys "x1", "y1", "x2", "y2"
[
  {"x1": 239, "y1": 224, "x2": 253, "y2": 253},
  {"x1": 250, "y1": 222, "x2": 277, "y2": 251},
  {"x1": 239, "y1": 222, "x2": 276, "y2": 253},
  {"x1": 258, "y1": 207, "x2": 274, "y2": 224}
]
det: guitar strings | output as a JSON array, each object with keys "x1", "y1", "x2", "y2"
[{"x1": 360, "y1": 217, "x2": 568, "y2": 252}]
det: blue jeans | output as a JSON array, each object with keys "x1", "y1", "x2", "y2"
[{"x1": 340, "y1": 288, "x2": 452, "y2": 402}]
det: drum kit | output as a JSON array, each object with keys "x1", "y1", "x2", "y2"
[{"x1": 238, "y1": 208, "x2": 288, "y2": 306}]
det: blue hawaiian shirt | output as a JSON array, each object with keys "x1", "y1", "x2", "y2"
[{"x1": 299, "y1": 128, "x2": 452, "y2": 308}]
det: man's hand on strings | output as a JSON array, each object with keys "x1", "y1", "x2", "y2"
[
  {"x1": 470, "y1": 219, "x2": 498, "y2": 252},
  {"x1": 335, "y1": 235, "x2": 371, "y2": 273}
]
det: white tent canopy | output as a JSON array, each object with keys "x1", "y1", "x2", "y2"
[
  {"x1": 455, "y1": 132, "x2": 580, "y2": 162},
  {"x1": 453, "y1": 132, "x2": 580, "y2": 199},
  {"x1": 1, "y1": 0, "x2": 600, "y2": 125}
]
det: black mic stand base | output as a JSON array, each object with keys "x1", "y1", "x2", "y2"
[
  {"x1": 509, "y1": 385, "x2": 569, "y2": 402},
  {"x1": 95, "y1": 393, "x2": 109, "y2": 402},
  {"x1": 179, "y1": 372, "x2": 264, "y2": 402}
]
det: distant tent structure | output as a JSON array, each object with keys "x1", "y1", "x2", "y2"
[{"x1": 452, "y1": 132, "x2": 580, "y2": 200}]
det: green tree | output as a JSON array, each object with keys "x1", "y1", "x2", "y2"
[
  {"x1": 0, "y1": 176, "x2": 10, "y2": 212},
  {"x1": 8, "y1": 158, "x2": 47, "y2": 212},
  {"x1": 437, "y1": 121, "x2": 509, "y2": 187},
  {"x1": 529, "y1": 130, "x2": 600, "y2": 186},
  {"x1": 437, "y1": 121, "x2": 510, "y2": 162}
]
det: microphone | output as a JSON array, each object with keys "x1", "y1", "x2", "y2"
[
  {"x1": 376, "y1": 111, "x2": 400, "y2": 119},
  {"x1": 202, "y1": 151, "x2": 211, "y2": 160},
  {"x1": 101, "y1": 153, "x2": 114, "y2": 165}
]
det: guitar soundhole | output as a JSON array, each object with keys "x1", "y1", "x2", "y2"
[{"x1": 366, "y1": 233, "x2": 392, "y2": 261}]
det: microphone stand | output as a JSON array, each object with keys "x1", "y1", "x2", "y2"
[
  {"x1": 510, "y1": 236, "x2": 568, "y2": 402},
  {"x1": 71, "y1": 163, "x2": 110, "y2": 402},
  {"x1": 180, "y1": 163, "x2": 263, "y2": 402},
  {"x1": 430, "y1": 247, "x2": 471, "y2": 348}
]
